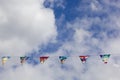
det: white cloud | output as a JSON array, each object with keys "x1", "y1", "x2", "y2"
[
  {"x1": 0, "y1": 0, "x2": 120, "y2": 80},
  {"x1": 47, "y1": 0, "x2": 120, "y2": 79},
  {"x1": 0, "y1": 0, "x2": 57, "y2": 56},
  {"x1": 90, "y1": 0, "x2": 103, "y2": 11},
  {"x1": 104, "y1": 0, "x2": 120, "y2": 8},
  {"x1": 103, "y1": 37, "x2": 120, "y2": 54}
]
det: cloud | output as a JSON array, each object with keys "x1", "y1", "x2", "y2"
[
  {"x1": 104, "y1": 0, "x2": 120, "y2": 8},
  {"x1": 0, "y1": 0, "x2": 57, "y2": 56},
  {"x1": 0, "y1": 0, "x2": 120, "y2": 80},
  {"x1": 44, "y1": 0, "x2": 65, "y2": 9},
  {"x1": 44, "y1": 0, "x2": 120, "y2": 80}
]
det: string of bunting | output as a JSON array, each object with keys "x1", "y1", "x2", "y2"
[{"x1": 1, "y1": 54, "x2": 112, "y2": 65}]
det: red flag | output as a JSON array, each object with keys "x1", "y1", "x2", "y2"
[
  {"x1": 79, "y1": 56, "x2": 89, "y2": 63},
  {"x1": 40, "y1": 56, "x2": 49, "y2": 64}
]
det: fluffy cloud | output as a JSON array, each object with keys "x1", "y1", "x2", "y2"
[
  {"x1": 47, "y1": 0, "x2": 120, "y2": 80},
  {"x1": 0, "y1": 0, "x2": 120, "y2": 80},
  {"x1": 0, "y1": 0, "x2": 57, "y2": 56}
]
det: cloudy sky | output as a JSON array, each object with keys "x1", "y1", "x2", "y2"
[{"x1": 0, "y1": 0, "x2": 120, "y2": 80}]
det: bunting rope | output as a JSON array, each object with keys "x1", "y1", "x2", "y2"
[{"x1": 0, "y1": 54, "x2": 119, "y2": 66}]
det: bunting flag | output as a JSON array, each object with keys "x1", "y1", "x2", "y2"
[
  {"x1": 100, "y1": 54, "x2": 110, "y2": 64},
  {"x1": 20, "y1": 56, "x2": 29, "y2": 65},
  {"x1": 2, "y1": 56, "x2": 10, "y2": 65},
  {"x1": 40, "y1": 56, "x2": 49, "y2": 64},
  {"x1": 79, "y1": 56, "x2": 89, "y2": 63},
  {"x1": 0, "y1": 54, "x2": 114, "y2": 66},
  {"x1": 59, "y1": 56, "x2": 67, "y2": 64}
]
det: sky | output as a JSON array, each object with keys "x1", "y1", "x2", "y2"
[{"x1": 0, "y1": 0, "x2": 120, "y2": 80}]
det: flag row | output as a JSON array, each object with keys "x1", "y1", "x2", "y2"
[{"x1": 1, "y1": 54, "x2": 111, "y2": 65}]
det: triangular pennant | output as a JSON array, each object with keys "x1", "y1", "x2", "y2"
[
  {"x1": 2, "y1": 56, "x2": 10, "y2": 65},
  {"x1": 59, "y1": 56, "x2": 67, "y2": 64},
  {"x1": 20, "y1": 56, "x2": 29, "y2": 65},
  {"x1": 100, "y1": 54, "x2": 110, "y2": 64},
  {"x1": 40, "y1": 56, "x2": 49, "y2": 64},
  {"x1": 79, "y1": 56, "x2": 89, "y2": 63}
]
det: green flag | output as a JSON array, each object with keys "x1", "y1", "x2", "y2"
[
  {"x1": 59, "y1": 56, "x2": 67, "y2": 64},
  {"x1": 100, "y1": 54, "x2": 110, "y2": 64}
]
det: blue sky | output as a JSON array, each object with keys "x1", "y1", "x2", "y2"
[
  {"x1": 39, "y1": 0, "x2": 120, "y2": 54},
  {"x1": 0, "y1": 0, "x2": 120, "y2": 80}
]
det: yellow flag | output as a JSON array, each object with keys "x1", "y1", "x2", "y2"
[{"x1": 2, "y1": 56, "x2": 10, "y2": 65}]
